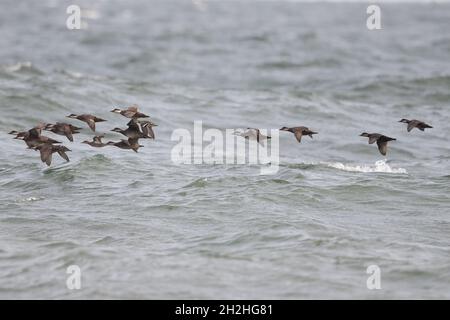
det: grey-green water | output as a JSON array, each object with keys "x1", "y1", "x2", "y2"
[{"x1": 0, "y1": 0, "x2": 449, "y2": 299}]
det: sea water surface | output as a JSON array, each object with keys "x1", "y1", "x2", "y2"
[{"x1": 0, "y1": 0, "x2": 449, "y2": 299}]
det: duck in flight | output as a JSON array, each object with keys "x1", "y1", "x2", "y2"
[
  {"x1": 11, "y1": 124, "x2": 61, "y2": 149},
  {"x1": 399, "y1": 119, "x2": 433, "y2": 132},
  {"x1": 138, "y1": 120, "x2": 158, "y2": 139},
  {"x1": 107, "y1": 138, "x2": 143, "y2": 153},
  {"x1": 111, "y1": 105, "x2": 149, "y2": 119},
  {"x1": 36, "y1": 144, "x2": 71, "y2": 166},
  {"x1": 44, "y1": 123, "x2": 82, "y2": 142},
  {"x1": 280, "y1": 126, "x2": 318, "y2": 143},
  {"x1": 111, "y1": 119, "x2": 155, "y2": 140},
  {"x1": 66, "y1": 114, "x2": 106, "y2": 132},
  {"x1": 360, "y1": 133, "x2": 396, "y2": 156},
  {"x1": 82, "y1": 135, "x2": 108, "y2": 148},
  {"x1": 235, "y1": 128, "x2": 271, "y2": 144}
]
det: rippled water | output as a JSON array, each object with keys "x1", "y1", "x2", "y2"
[{"x1": 1, "y1": 0, "x2": 449, "y2": 299}]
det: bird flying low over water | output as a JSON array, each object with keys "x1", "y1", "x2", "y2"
[
  {"x1": 280, "y1": 126, "x2": 318, "y2": 143},
  {"x1": 111, "y1": 119, "x2": 156, "y2": 140},
  {"x1": 11, "y1": 124, "x2": 61, "y2": 149},
  {"x1": 139, "y1": 120, "x2": 157, "y2": 139},
  {"x1": 360, "y1": 133, "x2": 396, "y2": 156},
  {"x1": 9, "y1": 123, "x2": 45, "y2": 138},
  {"x1": 44, "y1": 123, "x2": 81, "y2": 142},
  {"x1": 36, "y1": 144, "x2": 71, "y2": 166},
  {"x1": 107, "y1": 138, "x2": 143, "y2": 153},
  {"x1": 111, "y1": 105, "x2": 149, "y2": 119},
  {"x1": 235, "y1": 128, "x2": 271, "y2": 144},
  {"x1": 66, "y1": 114, "x2": 106, "y2": 132},
  {"x1": 82, "y1": 135, "x2": 108, "y2": 148},
  {"x1": 399, "y1": 119, "x2": 433, "y2": 132}
]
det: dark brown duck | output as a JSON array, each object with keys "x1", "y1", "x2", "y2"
[
  {"x1": 360, "y1": 133, "x2": 396, "y2": 156},
  {"x1": 399, "y1": 119, "x2": 433, "y2": 132},
  {"x1": 107, "y1": 138, "x2": 143, "y2": 153},
  {"x1": 82, "y1": 135, "x2": 108, "y2": 148},
  {"x1": 13, "y1": 124, "x2": 61, "y2": 149},
  {"x1": 139, "y1": 120, "x2": 157, "y2": 139},
  {"x1": 280, "y1": 126, "x2": 318, "y2": 143},
  {"x1": 111, "y1": 105, "x2": 149, "y2": 119},
  {"x1": 36, "y1": 144, "x2": 71, "y2": 166},
  {"x1": 45, "y1": 123, "x2": 82, "y2": 142},
  {"x1": 111, "y1": 119, "x2": 154, "y2": 140},
  {"x1": 66, "y1": 114, "x2": 106, "y2": 132}
]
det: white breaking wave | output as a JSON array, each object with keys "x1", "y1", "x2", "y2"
[
  {"x1": 3, "y1": 61, "x2": 33, "y2": 72},
  {"x1": 325, "y1": 160, "x2": 408, "y2": 174}
]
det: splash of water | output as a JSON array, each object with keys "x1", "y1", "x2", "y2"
[{"x1": 326, "y1": 159, "x2": 407, "y2": 174}]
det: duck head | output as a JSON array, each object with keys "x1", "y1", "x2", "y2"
[
  {"x1": 110, "y1": 108, "x2": 122, "y2": 114},
  {"x1": 66, "y1": 114, "x2": 78, "y2": 119},
  {"x1": 111, "y1": 128, "x2": 123, "y2": 133},
  {"x1": 399, "y1": 119, "x2": 410, "y2": 123},
  {"x1": 279, "y1": 127, "x2": 290, "y2": 131},
  {"x1": 360, "y1": 132, "x2": 370, "y2": 137}
]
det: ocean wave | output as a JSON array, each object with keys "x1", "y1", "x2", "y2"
[
  {"x1": 325, "y1": 160, "x2": 408, "y2": 174},
  {"x1": 1, "y1": 61, "x2": 43, "y2": 75}
]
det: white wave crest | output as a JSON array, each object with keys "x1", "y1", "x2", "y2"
[
  {"x1": 3, "y1": 61, "x2": 33, "y2": 72},
  {"x1": 325, "y1": 160, "x2": 407, "y2": 174}
]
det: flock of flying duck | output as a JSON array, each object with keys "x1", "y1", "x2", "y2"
[
  {"x1": 237, "y1": 119, "x2": 432, "y2": 156},
  {"x1": 8, "y1": 104, "x2": 433, "y2": 166},
  {"x1": 9, "y1": 105, "x2": 157, "y2": 166}
]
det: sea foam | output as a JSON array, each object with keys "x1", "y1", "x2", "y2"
[{"x1": 325, "y1": 160, "x2": 407, "y2": 174}]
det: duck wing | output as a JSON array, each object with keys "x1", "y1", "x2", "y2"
[
  {"x1": 128, "y1": 138, "x2": 140, "y2": 153},
  {"x1": 28, "y1": 127, "x2": 41, "y2": 138},
  {"x1": 294, "y1": 130, "x2": 303, "y2": 143},
  {"x1": 407, "y1": 121, "x2": 417, "y2": 132},
  {"x1": 377, "y1": 140, "x2": 388, "y2": 156},
  {"x1": 142, "y1": 124, "x2": 155, "y2": 139},
  {"x1": 127, "y1": 105, "x2": 138, "y2": 112},
  {"x1": 39, "y1": 144, "x2": 53, "y2": 166},
  {"x1": 63, "y1": 126, "x2": 74, "y2": 142},
  {"x1": 58, "y1": 150, "x2": 70, "y2": 162},
  {"x1": 127, "y1": 120, "x2": 141, "y2": 131},
  {"x1": 86, "y1": 118, "x2": 96, "y2": 131}
]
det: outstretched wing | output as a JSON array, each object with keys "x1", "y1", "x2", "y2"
[
  {"x1": 407, "y1": 122, "x2": 415, "y2": 132},
  {"x1": 63, "y1": 126, "x2": 74, "y2": 142},
  {"x1": 127, "y1": 120, "x2": 141, "y2": 131},
  {"x1": 377, "y1": 141, "x2": 387, "y2": 156},
  {"x1": 142, "y1": 125, "x2": 155, "y2": 139},
  {"x1": 294, "y1": 130, "x2": 303, "y2": 143},
  {"x1": 128, "y1": 105, "x2": 138, "y2": 112},
  {"x1": 86, "y1": 119, "x2": 96, "y2": 131},
  {"x1": 39, "y1": 145, "x2": 53, "y2": 166},
  {"x1": 58, "y1": 150, "x2": 70, "y2": 162}
]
